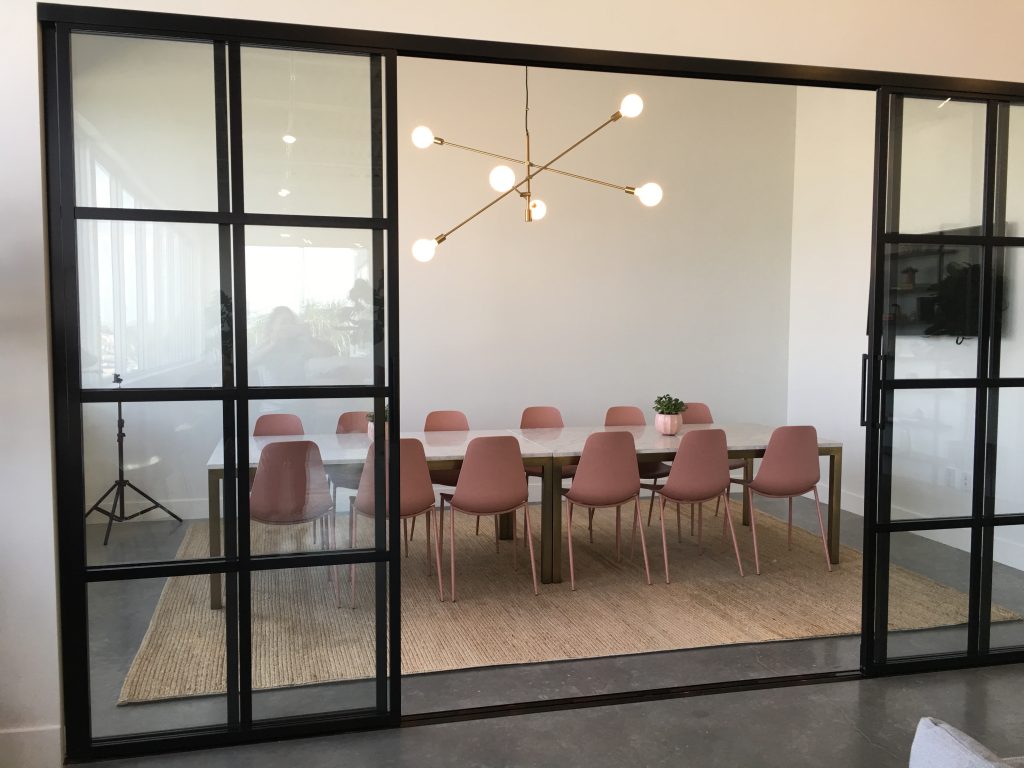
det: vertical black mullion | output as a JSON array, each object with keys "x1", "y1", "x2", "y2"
[
  {"x1": 383, "y1": 49, "x2": 401, "y2": 722},
  {"x1": 862, "y1": 87, "x2": 889, "y2": 672},
  {"x1": 46, "y1": 22, "x2": 91, "y2": 758},
  {"x1": 227, "y1": 40, "x2": 252, "y2": 727},
  {"x1": 213, "y1": 40, "x2": 240, "y2": 726},
  {"x1": 368, "y1": 53, "x2": 388, "y2": 716}
]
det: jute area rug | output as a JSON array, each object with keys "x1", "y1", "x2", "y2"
[{"x1": 119, "y1": 500, "x2": 1015, "y2": 704}]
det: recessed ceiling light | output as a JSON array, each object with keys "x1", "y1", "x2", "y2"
[
  {"x1": 282, "y1": 134, "x2": 297, "y2": 144},
  {"x1": 278, "y1": 188, "x2": 291, "y2": 197}
]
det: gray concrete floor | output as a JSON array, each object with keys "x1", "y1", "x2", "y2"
[
  {"x1": 84, "y1": 495, "x2": 1024, "y2": 738},
  {"x1": 89, "y1": 663, "x2": 1024, "y2": 768}
]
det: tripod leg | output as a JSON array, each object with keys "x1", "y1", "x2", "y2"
[
  {"x1": 86, "y1": 482, "x2": 118, "y2": 518},
  {"x1": 126, "y1": 481, "x2": 182, "y2": 522},
  {"x1": 103, "y1": 484, "x2": 121, "y2": 546}
]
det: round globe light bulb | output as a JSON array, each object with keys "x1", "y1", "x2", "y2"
[
  {"x1": 635, "y1": 182, "x2": 663, "y2": 207},
  {"x1": 529, "y1": 199, "x2": 547, "y2": 221},
  {"x1": 411, "y1": 126, "x2": 435, "y2": 149},
  {"x1": 619, "y1": 94, "x2": 644, "y2": 118},
  {"x1": 489, "y1": 165, "x2": 516, "y2": 192},
  {"x1": 411, "y1": 238, "x2": 438, "y2": 262}
]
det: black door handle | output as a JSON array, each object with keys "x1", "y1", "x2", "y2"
[{"x1": 860, "y1": 353, "x2": 869, "y2": 427}]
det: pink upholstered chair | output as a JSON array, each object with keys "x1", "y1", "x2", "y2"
[
  {"x1": 349, "y1": 439, "x2": 443, "y2": 606},
  {"x1": 653, "y1": 429, "x2": 744, "y2": 581},
  {"x1": 604, "y1": 406, "x2": 670, "y2": 526},
  {"x1": 330, "y1": 411, "x2": 370, "y2": 507},
  {"x1": 440, "y1": 436, "x2": 537, "y2": 601},
  {"x1": 253, "y1": 413, "x2": 304, "y2": 436},
  {"x1": 564, "y1": 431, "x2": 650, "y2": 590},
  {"x1": 520, "y1": 406, "x2": 577, "y2": 481},
  {"x1": 746, "y1": 426, "x2": 832, "y2": 575},
  {"x1": 249, "y1": 441, "x2": 338, "y2": 600},
  {"x1": 422, "y1": 409, "x2": 470, "y2": 537},
  {"x1": 336, "y1": 411, "x2": 370, "y2": 434}
]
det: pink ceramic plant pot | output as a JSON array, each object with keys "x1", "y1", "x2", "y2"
[{"x1": 655, "y1": 413, "x2": 682, "y2": 436}]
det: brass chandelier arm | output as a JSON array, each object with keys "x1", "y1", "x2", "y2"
[
  {"x1": 434, "y1": 137, "x2": 631, "y2": 192},
  {"x1": 439, "y1": 115, "x2": 620, "y2": 241}
]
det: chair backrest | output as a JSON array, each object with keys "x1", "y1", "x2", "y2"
[
  {"x1": 681, "y1": 402, "x2": 713, "y2": 425},
  {"x1": 752, "y1": 426, "x2": 821, "y2": 496},
  {"x1": 520, "y1": 406, "x2": 565, "y2": 429},
  {"x1": 354, "y1": 439, "x2": 436, "y2": 518},
  {"x1": 568, "y1": 431, "x2": 641, "y2": 506},
  {"x1": 253, "y1": 413, "x2": 304, "y2": 436},
  {"x1": 424, "y1": 410, "x2": 470, "y2": 431},
  {"x1": 450, "y1": 436, "x2": 527, "y2": 514},
  {"x1": 249, "y1": 440, "x2": 332, "y2": 524},
  {"x1": 604, "y1": 405, "x2": 646, "y2": 427},
  {"x1": 336, "y1": 410, "x2": 370, "y2": 434},
  {"x1": 662, "y1": 429, "x2": 730, "y2": 502}
]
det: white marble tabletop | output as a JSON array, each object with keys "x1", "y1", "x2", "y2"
[{"x1": 206, "y1": 424, "x2": 841, "y2": 470}]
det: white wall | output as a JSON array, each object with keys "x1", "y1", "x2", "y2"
[
  {"x1": 398, "y1": 59, "x2": 797, "y2": 430},
  {"x1": 5, "y1": 2, "x2": 1024, "y2": 765}
]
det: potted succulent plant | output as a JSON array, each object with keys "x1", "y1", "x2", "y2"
[
  {"x1": 652, "y1": 394, "x2": 687, "y2": 436},
  {"x1": 366, "y1": 406, "x2": 389, "y2": 440}
]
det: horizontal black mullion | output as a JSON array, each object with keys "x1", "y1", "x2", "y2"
[
  {"x1": 74, "y1": 206, "x2": 388, "y2": 230},
  {"x1": 884, "y1": 232, "x2": 1024, "y2": 247},
  {"x1": 881, "y1": 517, "x2": 977, "y2": 533},
  {"x1": 248, "y1": 385, "x2": 389, "y2": 400},
  {"x1": 875, "y1": 650, "x2": 1024, "y2": 675},
  {"x1": 81, "y1": 387, "x2": 234, "y2": 402},
  {"x1": 884, "y1": 378, "x2": 979, "y2": 390},
  {"x1": 248, "y1": 548, "x2": 389, "y2": 571},
  {"x1": 992, "y1": 378, "x2": 1024, "y2": 388},
  {"x1": 85, "y1": 558, "x2": 234, "y2": 582},
  {"x1": 992, "y1": 514, "x2": 1024, "y2": 526}
]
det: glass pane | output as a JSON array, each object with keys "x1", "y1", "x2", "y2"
[
  {"x1": 888, "y1": 388, "x2": 975, "y2": 521},
  {"x1": 90, "y1": 576, "x2": 228, "y2": 736},
  {"x1": 78, "y1": 220, "x2": 223, "y2": 389},
  {"x1": 1002, "y1": 105, "x2": 1024, "y2": 237},
  {"x1": 72, "y1": 33, "x2": 218, "y2": 211},
  {"x1": 887, "y1": 529, "x2": 971, "y2": 658},
  {"x1": 991, "y1": 525, "x2": 1024, "y2": 649},
  {"x1": 894, "y1": 97, "x2": 986, "y2": 235},
  {"x1": 247, "y1": 398, "x2": 385, "y2": 557},
  {"x1": 245, "y1": 227, "x2": 377, "y2": 387},
  {"x1": 241, "y1": 47, "x2": 374, "y2": 217},
  {"x1": 251, "y1": 564, "x2": 379, "y2": 719},
  {"x1": 996, "y1": 248, "x2": 1024, "y2": 378},
  {"x1": 84, "y1": 400, "x2": 229, "y2": 566},
  {"x1": 883, "y1": 244, "x2": 981, "y2": 379},
  {"x1": 995, "y1": 388, "x2": 1024, "y2": 516}
]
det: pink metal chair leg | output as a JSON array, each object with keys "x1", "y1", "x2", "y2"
[
  {"x1": 493, "y1": 516, "x2": 500, "y2": 554},
  {"x1": 425, "y1": 510, "x2": 432, "y2": 575},
  {"x1": 524, "y1": 505, "x2": 539, "y2": 595},
  {"x1": 747, "y1": 487, "x2": 761, "y2": 575},
  {"x1": 630, "y1": 501, "x2": 639, "y2": 559},
  {"x1": 721, "y1": 492, "x2": 744, "y2": 577},
  {"x1": 690, "y1": 503, "x2": 695, "y2": 536},
  {"x1": 615, "y1": 504, "x2": 622, "y2": 561},
  {"x1": 410, "y1": 515, "x2": 416, "y2": 540},
  {"x1": 566, "y1": 500, "x2": 577, "y2": 591},
  {"x1": 431, "y1": 508, "x2": 444, "y2": 601},
  {"x1": 403, "y1": 518, "x2": 409, "y2": 558},
  {"x1": 676, "y1": 502, "x2": 682, "y2": 543},
  {"x1": 512, "y1": 509, "x2": 518, "y2": 571},
  {"x1": 658, "y1": 494, "x2": 670, "y2": 584},
  {"x1": 697, "y1": 502, "x2": 704, "y2": 555},
  {"x1": 349, "y1": 499, "x2": 358, "y2": 608},
  {"x1": 634, "y1": 497, "x2": 652, "y2": 585},
  {"x1": 787, "y1": 497, "x2": 793, "y2": 550},
  {"x1": 715, "y1": 495, "x2": 720, "y2": 517},
  {"x1": 812, "y1": 487, "x2": 833, "y2": 572},
  {"x1": 449, "y1": 501, "x2": 458, "y2": 602}
]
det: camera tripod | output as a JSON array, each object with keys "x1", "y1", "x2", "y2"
[{"x1": 85, "y1": 374, "x2": 181, "y2": 545}]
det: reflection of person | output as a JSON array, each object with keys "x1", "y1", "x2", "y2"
[{"x1": 250, "y1": 306, "x2": 336, "y2": 385}]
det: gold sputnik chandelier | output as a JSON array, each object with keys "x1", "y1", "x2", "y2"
[{"x1": 410, "y1": 67, "x2": 663, "y2": 262}]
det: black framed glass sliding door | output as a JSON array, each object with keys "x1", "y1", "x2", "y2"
[
  {"x1": 863, "y1": 89, "x2": 1024, "y2": 672},
  {"x1": 43, "y1": 20, "x2": 400, "y2": 760}
]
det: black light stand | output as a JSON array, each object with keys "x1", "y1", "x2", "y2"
[{"x1": 85, "y1": 373, "x2": 182, "y2": 544}]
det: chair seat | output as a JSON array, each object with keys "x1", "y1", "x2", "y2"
[
  {"x1": 638, "y1": 461, "x2": 671, "y2": 480},
  {"x1": 562, "y1": 486, "x2": 638, "y2": 508},
  {"x1": 525, "y1": 464, "x2": 577, "y2": 478},
  {"x1": 429, "y1": 468, "x2": 461, "y2": 487}
]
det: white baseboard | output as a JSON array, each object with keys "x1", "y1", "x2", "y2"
[{"x1": 0, "y1": 726, "x2": 62, "y2": 768}]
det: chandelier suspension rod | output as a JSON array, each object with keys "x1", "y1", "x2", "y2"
[{"x1": 438, "y1": 115, "x2": 620, "y2": 241}]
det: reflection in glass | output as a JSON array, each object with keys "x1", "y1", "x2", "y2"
[
  {"x1": 894, "y1": 97, "x2": 986, "y2": 234},
  {"x1": 251, "y1": 565, "x2": 377, "y2": 720},
  {"x1": 889, "y1": 389, "x2": 975, "y2": 521},
  {"x1": 89, "y1": 576, "x2": 227, "y2": 737},
  {"x1": 887, "y1": 529, "x2": 970, "y2": 658},
  {"x1": 72, "y1": 33, "x2": 218, "y2": 211},
  {"x1": 78, "y1": 220, "x2": 222, "y2": 389},
  {"x1": 995, "y1": 388, "x2": 1024, "y2": 516},
  {"x1": 1002, "y1": 105, "x2": 1024, "y2": 237},
  {"x1": 241, "y1": 47, "x2": 373, "y2": 217},
  {"x1": 884, "y1": 244, "x2": 981, "y2": 379},
  {"x1": 996, "y1": 248, "x2": 1024, "y2": 378},
  {"x1": 245, "y1": 227, "x2": 374, "y2": 387},
  {"x1": 991, "y1": 525, "x2": 1024, "y2": 649},
  {"x1": 83, "y1": 400, "x2": 224, "y2": 566}
]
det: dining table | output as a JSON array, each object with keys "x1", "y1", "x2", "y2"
[{"x1": 205, "y1": 423, "x2": 843, "y2": 609}]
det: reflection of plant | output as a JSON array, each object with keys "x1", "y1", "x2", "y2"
[
  {"x1": 366, "y1": 406, "x2": 389, "y2": 422},
  {"x1": 653, "y1": 394, "x2": 686, "y2": 415}
]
